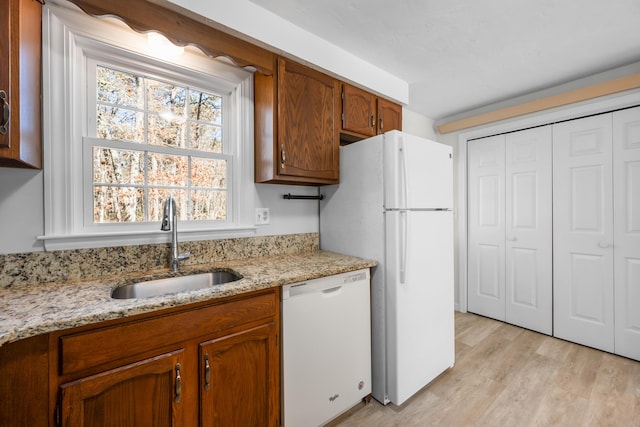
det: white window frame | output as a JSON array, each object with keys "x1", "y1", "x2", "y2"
[{"x1": 40, "y1": 1, "x2": 256, "y2": 250}]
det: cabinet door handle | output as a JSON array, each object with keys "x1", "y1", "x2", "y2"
[
  {"x1": 598, "y1": 240, "x2": 611, "y2": 249},
  {"x1": 204, "y1": 354, "x2": 211, "y2": 391},
  {"x1": 379, "y1": 116, "x2": 383, "y2": 132},
  {"x1": 280, "y1": 145, "x2": 286, "y2": 169},
  {"x1": 0, "y1": 90, "x2": 9, "y2": 137},
  {"x1": 174, "y1": 363, "x2": 182, "y2": 403},
  {"x1": 370, "y1": 113, "x2": 375, "y2": 128}
]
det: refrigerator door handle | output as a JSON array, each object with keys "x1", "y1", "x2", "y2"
[
  {"x1": 400, "y1": 210, "x2": 407, "y2": 284},
  {"x1": 398, "y1": 137, "x2": 408, "y2": 209}
]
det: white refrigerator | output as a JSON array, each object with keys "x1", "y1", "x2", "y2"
[{"x1": 320, "y1": 130, "x2": 455, "y2": 406}]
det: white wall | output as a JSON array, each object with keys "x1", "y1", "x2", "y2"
[
  {"x1": 254, "y1": 184, "x2": 319, "y2": 236},
  {"x1": 0, "y1": 168, "x2": 45, "y2": 254},
  {"x1": 402, "y1": 109, "x2": 437, "y2": 141}
]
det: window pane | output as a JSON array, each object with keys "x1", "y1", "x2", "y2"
[
  {"x1": 189, "y1": 122, "x2": 222, "y2": 153},
  {"x1": 189, "y1": 90, "x2": 222, "y2": 125},
  {"x1": 191, "y1": 158, "x2": 226, "y2": 188},
  {"x1": 191, "y1": 190, "x2": 226, "y2": 220},
  {"x1": 147, "y1": 79, "x2": 186, "y2": 117},
  {"x1": 93, "y1": 186, "x2": 144, "y2": 223},
  {"x1": 97, "y1": 66, "x2": 144, "y2": 108},
  {"x1": 91, "y1": 60, "x2": 231, "y2": 226},
  {"x1": 93, "y1": 147, "x2": 145, "y2": 185},
  {"x1": 148, "y1": 113, "x2": 186, "y2": 148},
  {"x1": 148, "y1": 188, "x2": 188, "y2": 222},
  {"x1": 148, "y1": 152, "x2": 188, "y2": 187},
  {"x1": 97, "y1": 105, "x2": 144, "y2": 143}
]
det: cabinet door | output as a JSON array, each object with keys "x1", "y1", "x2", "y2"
[
  {"x1": 467, "y1": 135, "x2": 506, "y2": 320},
  {"x1": 377, "y1": 98, "x2": 402, "y2": 134},
  {"x1": 200, "y1": 323, "x2": 279, "y2": 427},
  {"x1": 342, "y1": 83, "x2": 376, "y2": 137},
  {"x1": 553, "y1": 114, "x2": 614, "y2": 352},
  {"x1": 504, "y1": 126, "x2": 552, "y2": 335},
  {"x1": 0, "y1": 335, "x2": 49, "y2": 427},
  {"x1": 278, "y1": 58, "x2": 339, "y2": 182},
  {"x1": 613, "y1": 106, "x2": 640, "y2": 360},
  {"x1": 0, "y1": 0, "x2": 41, "y2": 168},
  {"x1": 60, "y1": 350, "x2": 185, "y2": 427}
]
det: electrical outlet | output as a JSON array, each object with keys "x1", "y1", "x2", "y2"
[{"x1": 255, "y1": 208, "x2": 270, "y2": 225}]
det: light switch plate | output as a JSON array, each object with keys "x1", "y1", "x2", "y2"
[{"x1": 255, "y1": 208, "x2": 270, "y2": 225}]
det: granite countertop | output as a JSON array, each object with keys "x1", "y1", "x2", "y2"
[{"x1": 0, "y1": 250, "x2": 376, "y2": 347}]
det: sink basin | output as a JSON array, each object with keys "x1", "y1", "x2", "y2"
[{"x1": 111, "y1": 271, "x2": 242, "y2": 299}]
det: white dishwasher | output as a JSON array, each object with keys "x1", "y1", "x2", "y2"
[{"x1": 282, "y1": 268, "x2": 372, "y2": 427}]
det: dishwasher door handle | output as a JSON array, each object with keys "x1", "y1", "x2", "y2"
[{"x1": 321, "y1": 286, "x2": 343, "y2": 297}]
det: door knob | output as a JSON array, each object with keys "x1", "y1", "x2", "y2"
[
  {"x1": 506, "y1": 236, "x2": 517, "y2": 242},
  {"x1": 598, "y1": 240, "x2": 611, "y2": 249}
]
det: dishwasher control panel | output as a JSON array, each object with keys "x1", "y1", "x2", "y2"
[{"x1": 281, "y1": 269, "x2": 369, "y2": 299}]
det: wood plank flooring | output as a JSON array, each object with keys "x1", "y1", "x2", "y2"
[{"x1": 332, "y1": 312, "x2": 640, "y2": 427}]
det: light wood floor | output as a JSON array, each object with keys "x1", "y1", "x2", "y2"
[{"x1": 333, "y1": 312, "x2": 640, "y2": 427}]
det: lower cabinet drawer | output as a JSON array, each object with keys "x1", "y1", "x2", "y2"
[{"x1": 59, "y1": 291, "x2": 276, "y2": 376}]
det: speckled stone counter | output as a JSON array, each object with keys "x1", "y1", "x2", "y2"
[{"x1": 0, "y1": 250, "x2": 376, "y2": 347}]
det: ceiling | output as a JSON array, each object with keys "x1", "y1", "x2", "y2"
[{"x1": 249, "y1": 0, "x2": 640, "y2": 120}]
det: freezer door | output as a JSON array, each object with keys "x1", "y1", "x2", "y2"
[
  {"x1": 383, "y1": 131, "x2": 453, "y2": 209},
  {"x1": 384, "y1": 210, "x2": 455, "y2": 405}
]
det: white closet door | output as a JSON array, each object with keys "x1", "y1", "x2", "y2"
[
  {"x1": 553, "y1": 114, "x2": 614, "y2": 352},
  {"x1": 468, "y1": 135, "x2": 506, "y2": 320},
  {"x1": 505, "y1": 127, "x2": 553, "y2": 335},
  {"x1": 613, "y1": 106, "x2": 640, "y2": 360}
]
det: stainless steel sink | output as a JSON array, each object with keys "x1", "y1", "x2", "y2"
[{"x1": 111, "y1": 271, "x2": 242, "y2": 299}]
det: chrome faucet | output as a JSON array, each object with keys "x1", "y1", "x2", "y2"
[{"x1": 161, "y1": 195, "x2": 190, "y2": 271}]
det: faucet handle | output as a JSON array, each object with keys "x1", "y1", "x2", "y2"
[{"x1": 178, "y1": 252, "x2": 190, "y2": 261}]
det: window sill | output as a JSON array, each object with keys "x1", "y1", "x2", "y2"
[{"x1": 37, "y1": 226, "x2": 258, "y2": 251}]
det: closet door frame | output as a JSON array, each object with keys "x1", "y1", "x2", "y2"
[{"x1": 456, "y1": 90, "x2": 640, "y2": 313}]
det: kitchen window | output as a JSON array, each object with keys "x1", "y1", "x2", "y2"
[
  {"x1": 90, "y1": 64, "x2": 228, "y2": 223},
  {"x1": 41, "y1": 2, "x2": 255, "y2": 250}
]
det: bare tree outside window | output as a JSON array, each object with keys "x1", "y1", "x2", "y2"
[{"x1": 93, "y1": 65, "x2": 226, "y2": 223}]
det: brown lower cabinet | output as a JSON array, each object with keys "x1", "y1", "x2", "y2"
[
  {"x1": 0, "y1": 288, "x2": 280, "y2": 427},
  {"x1": 0, "y1": 334, "x2": 49, "y2": 427},
  {"x1": 60, "y1": 350, "x2": 186, "y2": 426}
]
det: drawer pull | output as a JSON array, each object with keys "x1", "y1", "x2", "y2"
[
  {"x1": 204, "y1": 354, "x2": 211, "y2": 391},
  {"x1": 175, "y1": 363, "x2": 182, "y2": 403}
]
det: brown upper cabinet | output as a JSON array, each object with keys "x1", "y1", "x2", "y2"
[
  {"x1": 338, "y1": 82, "x2": 403, "y2": 144},
  {"x1": 377, "y1": 97, "x2": 403, "y2": 135},
  {"x1": 255, "y1": 57, "x2": 339, "y2": 185},
  {"x1": 0, "y1": 0, "x2": 42, "y2": 169},
  {"x1": 341, "y1": 83, "x2": 378, "y2": 138}
]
